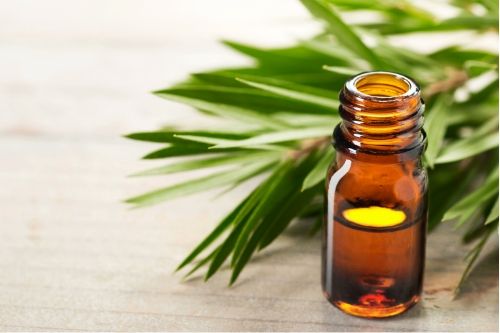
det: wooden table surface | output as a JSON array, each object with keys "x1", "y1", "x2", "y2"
[{"x1": 0, "y1": 1, "x2": 498, "y2": 331}]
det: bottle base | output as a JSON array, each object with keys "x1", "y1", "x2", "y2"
[{"x1": 328, "y1": 295, "x2": 420, "y2": 318}]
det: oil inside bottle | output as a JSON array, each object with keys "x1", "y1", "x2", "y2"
[{"x1": 322, "y1": 200, "x2": 426, "y2": 318}]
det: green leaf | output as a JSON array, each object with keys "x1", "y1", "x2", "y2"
[
  {"x1": 327, "y1": 0, "x2": 436, "y2": 23},
  {"x1": 126, "y1": 130, "x2": 248, "y2": 143},
  {"x1": 443, "y1": 167, "x2": 499, "y2": 222},
  {"x1": 209, "y1": 128, "x2": 331, "y2": 149},
  {"x1": 318, "y1": 0, "x2": 376, "y2": 10},
  {"x1": 236, "y1": 77, "x2": 339, "y2": 110},
  {"x1": 203, "y1": 166, "x2": 286, "y2": 280},
  {"x1": 372, "y1": 15, "x2": 499, "y2": 35},
  {"x1": 439, "y1": 15, "x2": 499, "y2": 31},
  {"x1": 259, "y1": 185, "x2": 320, "y2": 251},
  {"x1": 323, "y1": 65, "x2": 360, "y2": 76},
  {"x1": 428, "y1": 162, "x2": 481, "y2": 231},
  {"x1": 126, "y1": 131, "x2": 180, "y2": 143},
  {"x1": 463, "y1": 214, "x2": 492, "y2": 244},
  {"x1": 230, "y1": 157, "x2": 320, "y2": 283},
  {"x1": 142, "y1": 144, "x2": 212, "y2": 159},
  {"x1": 301, "y1": 0, "x2": 383, "y2": 68},
  {"x1": 430, "y1": 47, "x2": 497, "y2": 68},
  {"x1": 176, "y1": 198, "x2": 248, "y2": 272},
  {"x1": 475, "y1": 0, "x2": 499, "y2": 15},
  {"x1": 229, "y1": 231, "x2": 262, "y2": 285},
  {"x1": 272, "y1": 113, "x2": 339, "y2": 127},
  {"x1": 160, "y1": 82, "x2": 335, "y2": 114},
  {"x1": 215, "y1": 166, "x2": 269, "y2": 198},
  {"x1": 424, "y1": 96, "x2": 450, "y2": 168},
  {"x1": 132, "y1": 152, "x2": 280, "y2": 177},
  {"x1": 233, "y1": 189, "x2": 318, "y2": 285},
  {"x1": 154, "y1": 91, "x2": 289, "y2": 130},
  {"x1": 435, "y1": 131, "x2": 499, "y2": 164},
  {"x1": 256, "y1": 152, "x2": 323, "y2": 250},
  {"x1": 465, "y1": 60, "x2": 499, "y2": 77},
  {"x1": 195, "y1": 70, "x2": 346, "y2": 93},
  {"x1": 367, "y1": 0, "x2": 436, "y2": 23},
  {"x1": 485, "y1": 197, "x2": 499, "y2": 225},
  {"x1": 448, "y1": 103, "x2": 498, "y2": 126},
  {"x1": 183, "y1": 249, "x2": 217, "y2": 279},
  {"x1": 300, "y1": 196, "x2": 323, "y2": 218},
  {"x1": 125, "y1": 160, "x2": 273, "y2": 207},
  {"x1": 465, "y1": 78, "x2": 499, "y2": 105},
  {"x1": 175, "y1": 134, "x2": 290, "y2": 151},
  {"x1": 232, "y1": 161, "x2": 296, "y2": 265},
  {"x1": 301, "y1": 148, "x2": 333, "y2": 191},
  {"x1": 222, "y1": 41, "x2": 341, "y2": 70},
  {"x1": 455, "y1": 225, "x2": 496, "y2": 296},
  {"x1": 301, "y1": 39, "x2": 364, "y2": 68},
  {"x1": 205, "y1": 221, "x2": 246, "y2": 281},
  {"x1": 371, "y1": 36, "x2": 441, "y2": 81}
]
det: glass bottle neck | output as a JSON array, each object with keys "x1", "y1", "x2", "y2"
[{"x1": 334, "y1": 71, "x2": 426, "y2": 158}]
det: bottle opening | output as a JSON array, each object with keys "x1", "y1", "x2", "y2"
[
  {"x1": 337, "y1": 71, "x2": 425, "y2": 155},
  {"x1": 347, "y1": 72, "x2": 417, "y2": 100}
]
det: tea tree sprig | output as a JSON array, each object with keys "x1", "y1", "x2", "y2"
[{"x1": 126, "y1": 0, "x2": 499, "y2": 289}]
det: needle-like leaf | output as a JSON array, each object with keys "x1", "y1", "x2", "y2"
[
  {"x1": 210, "y1": 128, "x2": 331, "y2": 149},
  {"x1": 443, "y1": 167, "x2": 499, "y2": 223},
  {"x1": 232, "y1": 161, "x2": 296, "y2": 264},
  {"x1": 301, "y1": 148, "x2": 333, "y2": 191},
  {"x1": 126, "y1": 130, "x2": 247, "y2": 143},
  {"x1": 205, "y1": 221, "x2": 246, "y2": 281},
  {"x1": 323, "y1": 65, "x2": 360, "y2": 76},
  {"x1": 485, "y1": 197, "x2": 499, "y2": 225},
  {"x1": 142, "y1": 144, "x2": 213, "y2": 159},
  {"x1": 424, "y1": 96, "x2": 450, "y2": 168},
  {"x1": 301, "y1": 0, "x2": 384, "y2": 68},
  {"x1": 132, "y1": 152, "x2": 280, "y2": 177},
  {"x1": 159, "y1": 83, "x2": 336, "y2": 114},
  {"x1": 221, "y1": 41, "x2": 338, "y2": 71},
  {"x1": 125, "y1": 161, "x2": 273, "y2": 207},
  {"x1": 176, "y1": 197, "x2": 251, "y2": 272},
  {"x1": 455, "y1": 224, "x2": 496, "y2": 296},
  {"x1": 435, "y1": 132, "x2": 499, "y2": 164},
  {"x1": 154, "y1": 91, "x2": 290, "y2": 130},
  {"x1": 236, "y1": 77, "x2": 339, "y2": 110},
  {"x1": 204, "y1": 166, "x2": 287, "y2": 280},
  {"x1": 231, "y1": 156, "x2": 320, "y2": 283}
]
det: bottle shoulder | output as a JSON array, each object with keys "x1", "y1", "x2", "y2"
[{"x1": 326, "y1": 151, "x2": 428, "y2": 199}]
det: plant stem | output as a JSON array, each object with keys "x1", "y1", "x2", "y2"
[
  {"x1": 286, "y1": 137, "x2": 330, "y2": 160},
  {"x1": 423, "y1": 69, "x2": 468, "y2": 99}
]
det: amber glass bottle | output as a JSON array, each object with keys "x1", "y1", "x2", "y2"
[{"x1": 322, "y1": 71, "x2": 428, "y2": 318}]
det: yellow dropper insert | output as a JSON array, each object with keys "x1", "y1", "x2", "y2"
[{"x1": 342, "y1": 206, "x2": 406, "y2": 228}]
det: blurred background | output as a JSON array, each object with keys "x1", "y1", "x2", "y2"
[{"x1": 0, "y1": 0, "x2": 497, "y2": 331}]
